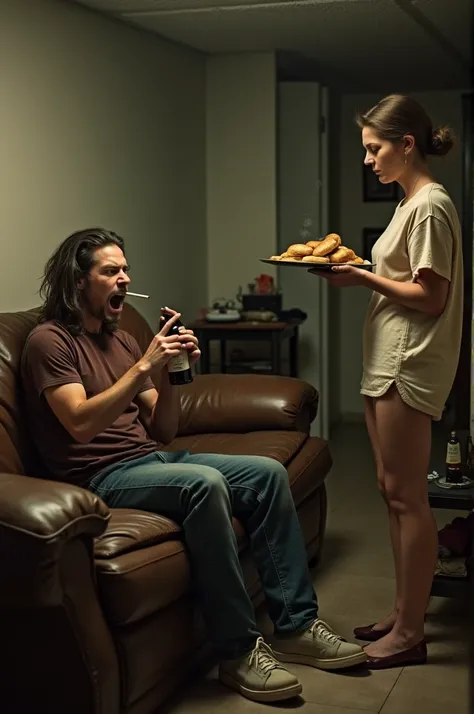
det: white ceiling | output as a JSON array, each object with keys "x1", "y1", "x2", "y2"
[{"x1": 73, "y1": 0, "x2": 471, "y2": 92}]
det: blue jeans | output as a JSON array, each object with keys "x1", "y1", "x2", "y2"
[{"x1": 89, "y1": 451, "x2": 318, "y2": 658}]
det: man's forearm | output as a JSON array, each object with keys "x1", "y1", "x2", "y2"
[
  {"x1": 74, "y1": 363, "x2": 149, "y2": 443},
  {"x1": 151, "y1": 370, "x2": 181, "y2": 444},
  {"x1": 360, "y1": 271, "x2": 439, "y2": 315}
]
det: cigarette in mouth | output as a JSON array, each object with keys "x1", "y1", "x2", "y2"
[{"x1": 126, "y1": 291, "x2": 149, "y2": 299}]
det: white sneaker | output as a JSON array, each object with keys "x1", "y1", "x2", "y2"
[
  {"x1": 219, "y1": 636, "x2": 303, "y2": 703},
  {"x1": 269, "y1": 619, "x2": 367, "y2": 670}
]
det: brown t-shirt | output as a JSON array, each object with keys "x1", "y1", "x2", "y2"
[{"x1": 21, "y1": 321, "x2": 158, "y2": 487}]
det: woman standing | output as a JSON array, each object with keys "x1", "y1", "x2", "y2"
[{"x1": 318, "y1": 95, "x2": 463, "y2": 669}]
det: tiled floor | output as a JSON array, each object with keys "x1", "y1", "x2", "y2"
[{"x1": 164, "y1": 423, "x2": 471, "y2": 714}]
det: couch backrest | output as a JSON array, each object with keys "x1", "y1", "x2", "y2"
[
  {"x1": 0, "y1": 303, "x2": 154, "y2": 477},
  {"x1": 0, "y1": 308, "x2": 41, "y2": 475}
]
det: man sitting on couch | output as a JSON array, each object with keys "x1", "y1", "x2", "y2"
[{"x1": 22, "y1": 228, "x2": 366, "y2": 704}]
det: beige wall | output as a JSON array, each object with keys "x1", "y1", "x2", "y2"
[
  {"x1": 337, "y1": 90, "x2": 464, "y2": 417},
  {"x1": 0, "y1": 0, "x2": 206, "y2": 330},
  {"x1": 206, "y1": 53, "x2": 277, "y2": 305},
  {"x1": 2, "y1": 0, "x2": 463, "y2": 416}
]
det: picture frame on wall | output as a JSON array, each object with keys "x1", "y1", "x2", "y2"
[
  {"x1": 363, "y1": 163, "x2": 403, "y2": 202},
  {"x1": 363, "y1": 227, "x2": 385, "y2": 261}
]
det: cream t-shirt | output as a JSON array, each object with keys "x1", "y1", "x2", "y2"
[{"x1": 361, "y1": 183, "x2": 463, "y2": 419}]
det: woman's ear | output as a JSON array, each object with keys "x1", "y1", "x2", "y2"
[{"x1": 403, "y1": 134, "x2": 416, "y2": 155}]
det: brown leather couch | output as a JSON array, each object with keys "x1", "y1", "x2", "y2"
[{"x1": 0, "y1": 303, "x2": 331, "y2": 714}]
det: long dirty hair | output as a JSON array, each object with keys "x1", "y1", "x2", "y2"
[
  {"x1": 356, "y1": 94, "x2": 455, "y2": 159},
  {"x1": 39, "y1": 228, "x2": 125, "y2": 335}
]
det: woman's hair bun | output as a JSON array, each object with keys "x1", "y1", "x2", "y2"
[{"x1": 429, "y1": 126, "x2": 455, "y2": 156}]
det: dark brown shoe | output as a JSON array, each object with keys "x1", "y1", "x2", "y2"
[
  {"x1": 365, "y1": 640, "x2": 427, "y2": 670},
  {"x1": 353, "y1": 624, "x2": 392, "y2": 641}
]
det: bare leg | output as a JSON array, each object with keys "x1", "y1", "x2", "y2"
[
  {"x1": 365, "y1": 387, "x2": 437, "y2": 657},
  {"x1": 364, "y1": 396, "x2": 400, "y2": 631}
]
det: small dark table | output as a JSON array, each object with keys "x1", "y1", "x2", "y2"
[
  {"x1": 428, "y1": 428, "x2": 473, "y2": 599},
  {"x1": 428, "y1": 480, "x2": 474, "y2": 511},
  {"x1": 428, "y1": 480, "x2": 473, "y2": 599},
  {"x1": 188, "y1": 319, "x2": 301, "y2": 377}
]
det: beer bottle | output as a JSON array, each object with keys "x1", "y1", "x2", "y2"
[
  {"x1": 162, "y1": 309, "x2": 193, "y2": 386},
  {"x1": 445, "y1": 431, "x2": 462, "y2": 484}
]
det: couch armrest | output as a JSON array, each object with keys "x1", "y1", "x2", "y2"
[
  {"x1": 178, "y1": 374, "x2": 318, "y2": 436},
  {"x1": 0, "y1": 473, "x2": 110, "y2": 607}
]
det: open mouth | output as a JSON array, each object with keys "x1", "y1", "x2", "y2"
[{"x1": 108, "y1": 293, "x2": 125, "y2": 312}]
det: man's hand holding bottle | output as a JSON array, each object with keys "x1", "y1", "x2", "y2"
[{"x1": 139, "y1": 307, "x2": 200, "y2": 385}]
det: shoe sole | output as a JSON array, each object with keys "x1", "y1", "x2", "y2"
[
  {"x1": 219, "y1": 672, "x2": 303, "y2": 703},
  {"x1": 273, "y1": 650, "x2": 368, "y2": 670}
]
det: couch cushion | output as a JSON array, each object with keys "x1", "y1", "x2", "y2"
[
  {"x1": 95, "y1": 540, "x2": 190, "y2": 627},
  {"x1": 287, "y1": 437, "x2": 332, "y2": 506},
  {"x1": 165, "y1": 430, "x2": 307, "y2": 465},
  {"x1": 94, "y1": 510, "x2": 189, "y2": 626},
  {"x1": 94, "y1": 509, "x2": 182, "y2": 559}
]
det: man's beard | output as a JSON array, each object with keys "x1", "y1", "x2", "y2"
[
  {"x1": 102, "y1": 314, "x2": 120, "y2": 333},
  {"x1": 83, "y1": 296, "x2": 120, "y2": 333}
]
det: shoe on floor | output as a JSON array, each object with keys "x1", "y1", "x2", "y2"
[
  {"x1": 219, "y1": 636, "x2": 303, "y2": 703},
  {"x1": 365, "y1": 640, "x2": 427, "y2": 670},
  {"x1": 354, "y1": 623, "x2": 392, "y2": 641},
  {"x1": 269, "y1": 618, "x2": 367, "y2": 670}
]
